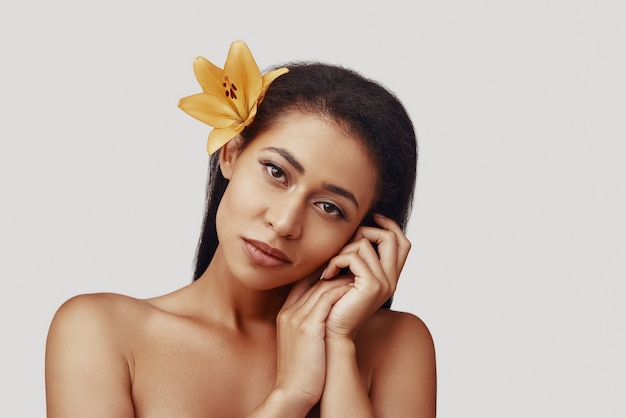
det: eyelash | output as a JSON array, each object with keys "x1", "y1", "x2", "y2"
[
  {"x1": 315, "y1": 202, "x2": 345, "y2": 219},
  {"x1": 260, "y1": 160, "x2": 346, "y2": 220},
  {"x1": 261, "y1": 160, "x2": 288, "y2": 184}
]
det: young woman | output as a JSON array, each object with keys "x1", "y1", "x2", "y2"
[{"x1": 45, "y1": 41, "x2": 436, "y2": 417}]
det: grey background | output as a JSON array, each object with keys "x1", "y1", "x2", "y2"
[{"x1": 1, "y1": 0, "x2": 624, "y2": 416}]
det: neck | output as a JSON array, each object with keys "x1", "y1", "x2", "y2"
[{"x1": 192, "y1": 249, "x2": 291, "y2": 333}]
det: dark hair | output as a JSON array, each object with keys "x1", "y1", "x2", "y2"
[{"x1": 192, "y1": 62, "x2": 418, "y2": 308}]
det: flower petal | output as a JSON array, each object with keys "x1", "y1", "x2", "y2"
[
  {"x1": 178, "y1": 93, "x2": 241, "y2": 128},
  {"x1": 207, "y1": 124, "x2": 245, "y2": 155},
  {"x1": 261, "y1": 67, "x2": 289, "y2": 94},
  {"x1": 193, "y1": 56, "x2": 224, "y2": 94},
  {"x1": 223, "y1": 40, "x2": 263, "y2": 117}
]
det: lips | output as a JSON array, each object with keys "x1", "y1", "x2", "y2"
[{"x1": 242, "y1": 238, "x2": 291, "y2": 267}]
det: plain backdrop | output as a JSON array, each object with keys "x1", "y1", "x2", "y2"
[{"x1": 1, "y1": 1, "x2": 624, "y2": 416}]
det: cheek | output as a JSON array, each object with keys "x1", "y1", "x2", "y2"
[
  {"x1": 216, "y1": 177, "x2": 265, "y2": 231},
  {"x1": 300, "y1": 227, "x2": 354, "y2": 265}
]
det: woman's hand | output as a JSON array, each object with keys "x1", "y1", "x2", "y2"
[
  {"x1": 271, "y1": 274, "x2": 353, "y2": 409},
  {"x1": 321, "y1": 214, "x2": 411, "y2": 340}
]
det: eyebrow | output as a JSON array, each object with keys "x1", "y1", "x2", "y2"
[
  {"x1": 323, "y1": 183, "x2": 360, "y2": 209},
  {"x1": 264, "y1": 147, "x2": 304, "y2": 174},
  {"x1": 263, "y1": 146, "x2": 360, "y2": 209}
]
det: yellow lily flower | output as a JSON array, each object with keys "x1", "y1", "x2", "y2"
[{"x1": 178, "y1": 40, "x2": 289, "y2": 155}]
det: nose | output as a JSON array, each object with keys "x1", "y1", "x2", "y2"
[{"x1": 264, "y1": 192, "x2": 304, "y2": 239}]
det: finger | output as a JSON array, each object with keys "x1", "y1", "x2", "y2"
[
  {"x1": 285, "y1": 277, "x2": 354, "y2": 314},
  {"x1": 302, "y1": 282, "x2": 353, "y2": 322},
  {"x1": 282, "y1": 274, "x2": 321, "y2": 310},
  {"x1": 279, "y1": 280, "x2": 354, "y2": 331},
  {"x1": 348, "y1": 227, "x2": 401, "y2": 283},
  {"x1": 323, "y1": 238, "x2": 386, "y2": 282},
  {"x1": 372, "y1": 214, "x2": 412, "y2": 269},
  {"x1": 355, "y1": 215, "x2": 410, "y2": 275},
  {"x1": 323, "y1": 252, "x2": 394, "y2": 301},
  {"x1": 360, "y1": 228, "x2": 398, "y2": 280},
  {"x1": 277, "y1": 283, "x2": 353, "y2": 348}
]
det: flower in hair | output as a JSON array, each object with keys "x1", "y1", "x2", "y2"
[{"x1": 178, "y1": 40, "x2": 289, "y2": 155}]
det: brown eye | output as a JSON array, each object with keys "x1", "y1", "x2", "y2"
[
  {"x1": 269, "y1": 166, "x2": 282, "y2": 178},
  {"x1": 262, "y1": 162, "x2": 287, "y2": 183},
  {"x1": 316, "y1": 202, "x2": 345, "y2": 219}
]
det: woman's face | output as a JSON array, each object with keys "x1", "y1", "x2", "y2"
[{"x1": 215, "y1": 112, "x2": 379, "y2": 290}]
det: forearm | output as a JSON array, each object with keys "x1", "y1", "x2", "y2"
[
  {"x1": 246, "y1": 388, "x2": 313, "y2": 418},
  {"x1": 320, "y1": 338, "x2": 375, "y2": 418}
]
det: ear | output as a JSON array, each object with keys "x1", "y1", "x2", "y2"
[{"x1": 219, "y1": 136, "x2": 242, "y2": 180}]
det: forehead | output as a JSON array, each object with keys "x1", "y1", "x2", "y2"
[{"x1": 243, "y1": 112, "x2": 378, "y2": 207}]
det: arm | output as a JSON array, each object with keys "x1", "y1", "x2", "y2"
[
  {"x1": 45, "y1": 294, "x2": 135, "y2": 418},
  {"x1": 319, "y1": 214, "x2": 436, "y2": 416},
  {"x1": 245, "y1": 388, "x2": 315, "y2": 418},
  {"x1": 246, "y1": 276, "x2": 353, "y2": 418},
  {"x1": 321, "y1": 312, "x2": 436, "y2": 418},
  {"x1": 321, "y1": 337, "x2": 375, "y2": 417}
]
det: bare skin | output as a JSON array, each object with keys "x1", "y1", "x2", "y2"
[{"x1": 45, "y1": 112, "x2": 436, "y2": 417}]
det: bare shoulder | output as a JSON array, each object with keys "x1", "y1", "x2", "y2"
[
  {"x1": 359, "y1": 309, "x2": 435, "y2": 354},
  {"x1": 45, "y1": 293, "x2": 151, "y2": 417},
  {"x1": 47, "y1": 292, "x2": 151, "y2": 347},
  {"x1": 357, "y1": 309, "x2": 437, "y2": 417},
  {"x1": 51, "y1": 291, "x2": 150, "y2": 319},
  {"x1": 51, "y1": 291, "x2": 147, "y2": 318},
  {"x1": 46, "y1": 292, "x2": 155, "y2": 384}
]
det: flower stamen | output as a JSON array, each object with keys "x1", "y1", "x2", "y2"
[{"x1": 223, "y1": 76, "x2": 238, "y2": 100}]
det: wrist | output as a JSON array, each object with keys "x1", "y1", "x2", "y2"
[{"x1": 325, "y1": 334, "x2": 356, "y2": 354}]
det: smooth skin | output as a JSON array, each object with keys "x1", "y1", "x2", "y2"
[{"x1": 45, "y1": 112, "x2": 436, "y2": 417}]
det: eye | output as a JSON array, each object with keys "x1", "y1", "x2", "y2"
[
  {"x1": 315, "y1": 202, "x2": 345, "y2": 219},
  {"x1": 262, "y1": 161, "x2": 287, "y2": 184}
]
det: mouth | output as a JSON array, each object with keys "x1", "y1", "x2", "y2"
[{"x1": 242, "y1": 238, "x2": 292, "y2": 267}]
